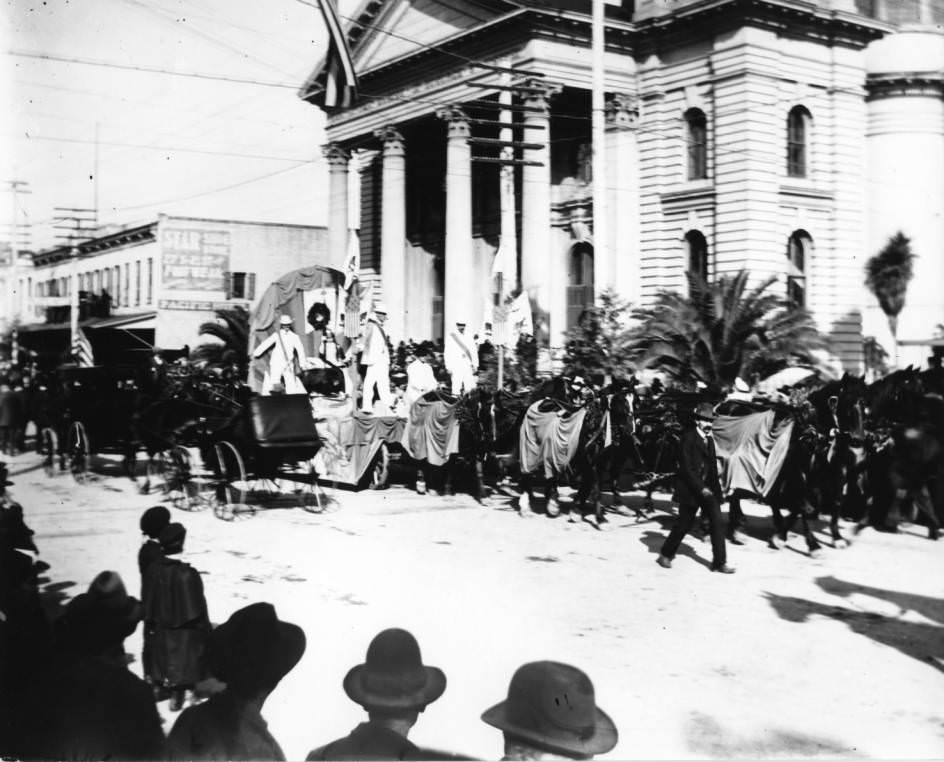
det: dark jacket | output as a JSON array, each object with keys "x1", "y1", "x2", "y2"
[
  {"x1": 12, "y1": 650, "x2": 166, "y2": 760},
  {"x1": 167, "y1": 690, "x2": 285, "y2": 761},
  {"x1": 675, "y1": 426, "x2": 723, "y2": 504},
  {"x1": 143, "y1": 556, "x2": 210, "y2": 687},
  {"x1": 0, "y1": 390, "x2": 21, "y2": 428},
  {"x1": 307, "y1": 722, "x2": 461, "y2": 761}
]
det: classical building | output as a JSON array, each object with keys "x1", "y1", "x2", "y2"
[
  {"x1": 300, "y1": 0, "x2": 944, "y2": 371},
  {"x1": 17, "y1": 215, "x2": 327, "y2": 364}
]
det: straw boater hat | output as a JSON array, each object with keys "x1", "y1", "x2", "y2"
[
  {"x1": 481, "y1": 661, "x2": 618, "y2": 758},
  {"x1": 694, "y1": 402, "x2": 717, "y2": 421},
  {"x1": 208, "y1": 603, "x2": 306, "y2": 694},
  {"x1": 279, "y1": 314, "x2": 293, "y2": 327},
  {"x1": 733, "y1": 377, "x2": 750, "y2": 393},
  {"x1": 343, "y1": 628, "x2": 446, "y2": 711},
  {"x1": 374, "y1": 302, "x2": 389, "y2": 315}
]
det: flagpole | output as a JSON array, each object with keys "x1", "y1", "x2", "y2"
[{"x1": 70, "y1": 245, "x2": 79, "y2": 363}]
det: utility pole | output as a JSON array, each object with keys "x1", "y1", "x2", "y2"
[
  {"x1": 5, "y1": 180, "x2": 32, "y2": 325},
  {"x1": 592, "y1": 0, "x2": 608, "y2": 300}
]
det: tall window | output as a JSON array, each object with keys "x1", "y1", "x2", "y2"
[
  {"x1": 685, "y1": 108, "x2": 708, "y2": 181},
  {"x1": 134, "y1": 261, "x2": 141, "y2": 306},
  {"x1": 123, "y1": 264, "x2": 129, "y2": 307},
  {"x1": 147, "y1": 258, "x2": 154, "y2": 305},
  {"x1": 686, "y1": 230, "x2": 709, "y2": 295},
  {"x1": 787, "y1": 106, "x2": 812, "y2": 178},
  {"x1": 787, "y1": 230, "x2": 811, "y2": 308}
]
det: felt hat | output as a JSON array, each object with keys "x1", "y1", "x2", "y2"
[
  {"x1": 481, "y1": 661, "x2": 618, "y2": 758},
  {"x1": 279, "y1": 315, "x2": 293, "y2": 327},
  {"x1": 343, "y1": 628, "x2": 446, "y2": 711},
  {"x1": 139, "y1": 505, "x2": 171, "y2": 539},
  {"x1": 208, "y1": 602, "x2": 306, "y2": 693},
  {"x1": 62, "y1": 571, "x2": 143, "y2": 648},
  {"x1": 693, "y1": 402, "x2": 717, "y2": 421},
  {"x1": 374, "y1": 302, "x2": 389, "y2": 315},
  {"x1": 159, "y1": 522, "x2": 186, "y2": 555}
]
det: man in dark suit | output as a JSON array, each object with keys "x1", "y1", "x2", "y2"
[{"x1": 657, "y1": 402, "x2": 735, "y2": 573}]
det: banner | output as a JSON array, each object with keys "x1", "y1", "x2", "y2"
[{"x1": 161, "y1": 228, "x2": 231, "y2": 291}]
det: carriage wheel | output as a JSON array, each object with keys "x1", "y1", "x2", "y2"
[
  {"x1": 41, "y1": 427, "x2": 59, "y2": 477},
  {"x1": 301, "y1": 461, "x2": 338, "y2": 514},
  {"x1": 367, "y1": 443, "x2": 390, "y2": 491},
  {"x1": 159, "y1": 447, "x2": 197, "y2": 510},
  {"x1": 69, "y1": 422, "x2": 90, "y2": 484},
  {"x1": 210, "y1": 441, "x2": 250, "y2": 520}
]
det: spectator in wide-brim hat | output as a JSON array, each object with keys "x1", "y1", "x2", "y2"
[
  {"x1": 12, "y1": 571, "x2": 165, "y2": 761},
  {"x1": 167, "y1": 602, "x2": 305, "y2": 761},
  {"x1": 482, "y1": 660, "x2": 618, "y2": 760},
  {"x1": 138, "y1": 505, "x2": 170, "y2": 680},
  {"x1": 306, "y1": 627, "x2": 456, "y2": 761}
]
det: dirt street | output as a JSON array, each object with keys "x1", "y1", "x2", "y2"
[{"x1": 6, "y1": 451, "x2": 944, "y2": 760}]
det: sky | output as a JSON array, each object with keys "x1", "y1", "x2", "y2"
[{"x1": 2, "y1": 0, "x2": 363, "y2": 252}]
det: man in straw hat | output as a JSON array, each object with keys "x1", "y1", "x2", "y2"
[
  {"x1": 307, "y1": 627, "x2": 454, "y2": 760},
  {"x1": 168, "y1": 602, "x2": 306, "y2": 760},
  {"x1": 12, "y1": 571, "x2": 165, "y2": 760},
  {"x1": 656, "y1": 401, "x2": 735, "y2": 574},
  {"x1": 360, "y1": 302, "x2": 394, "y2": 414},
  {"x1": 481, "y1": 660, "x2": 618, "y2": 760},
  {"x1": 252, "y1": 313, "x2": 307, "y2": 395}
]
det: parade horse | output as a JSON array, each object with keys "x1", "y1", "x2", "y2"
[
  {"x1": 806, "y1": 374, "x2": 869, "y2": 547},
  {"x1": 401, "y1": 388, "x2": 489, "y2": 500},
  {"x1": 516, "y1": 382, "x2": 618, "y2": 526},
  {"x1": 714, "y1": 399, "x2": 829, "y2": 556},
  {"x1": 857, "y1": 368, "x2": 944, "y2": 539}
]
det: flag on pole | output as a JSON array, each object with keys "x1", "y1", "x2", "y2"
[
  {"x1": 72, "y1": 327, "x2": 94, "y2": 367},
  {"x1": 316, "y1": 0, "x2": 358, "y2": 109}
]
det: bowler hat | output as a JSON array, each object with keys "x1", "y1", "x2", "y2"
[
  {"x1": 62, "y1": 571, "x2": 143, "y2": 647},
  {"x1": 209, "y1": 602, "x2": 306, "y2": 693},
  {"x1": 481, "y1": 661, "x2": 617, "y2": 758},
  {"x1": 693, "y1": 402, "x2": 716, "y2": 421},
  {"x1": 343, "y1": 628, "x2": 446, "y2": 711},
  {"x1": 159, "y1": 522, "x2": 186, "y2": 554},
  {"x1": 140, "y1": 505, "x2": 171, "y2": 539}
]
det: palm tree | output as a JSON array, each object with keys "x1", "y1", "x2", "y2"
[
  {"x1": 563, "y1": 288, "x2": 635, "y2": 381},
  {"x1": 865, "y1": 231, "x2": 915, "y2": 368},
  {"x1": 628, "y1": 270, "x2": 826, "y2": 392},
  {"x1": 191, "y1": 306, "x2": 249, "y2": 372}
]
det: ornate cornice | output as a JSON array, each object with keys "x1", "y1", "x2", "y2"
[{"x1": 866, "y1": 72, "x2": 944, "y2": 101}]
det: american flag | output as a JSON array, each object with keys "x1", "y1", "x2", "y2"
[
  {"x1": 317, "y1": 0, "x2": 358, "y2": 109},
  {"x1": 72, "y1": 327, "x2": 94, "y2": 367}
]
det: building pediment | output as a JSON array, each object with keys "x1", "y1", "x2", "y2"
[{"x1": 353, "y1": 0, "x2": 503, "y2": 73}]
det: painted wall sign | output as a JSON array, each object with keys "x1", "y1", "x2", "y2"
[
  {"x1": 158, "y1": 299, "x2": 248, "y2": 311},
  {"x1": 161, "y1": 228, "x2": 231, "y2": 291}
]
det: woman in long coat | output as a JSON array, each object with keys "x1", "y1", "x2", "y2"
[{"x1": 143, "y1": 522, "x2": 211, "y2": 710}]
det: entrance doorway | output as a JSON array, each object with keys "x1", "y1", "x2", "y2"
[{"x1": 566, "y1": 242, "x2": 594, "y2": 332}]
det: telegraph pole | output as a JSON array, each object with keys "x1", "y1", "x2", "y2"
[{"x1": 592, "y1": 0, "x2": 608, "y2": 300}]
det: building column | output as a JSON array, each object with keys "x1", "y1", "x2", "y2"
[
  {"x1": 605, "y1": 93, "x2": 641, "y2": 304},
  {"x1": 375, "y1": 126, "x2": 407, "y2": 342},
  {"x1": 323, "y1": 143, "x2": 350, "y2": 273},
  {"x1": 436, "y1": 106, "x2": 474, "y2": 334},
  {"x1": 521, "y1": 81, "x2": 562, "y2": 350}
]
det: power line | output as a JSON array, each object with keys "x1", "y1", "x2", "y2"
[
  {"x1": 25, "y1": 134, "x2": 318, "y2": 163},
  {"x1": 8, "y1": 50, "x2": 300, "y2": 89}
]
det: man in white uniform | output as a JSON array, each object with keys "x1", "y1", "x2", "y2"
[
  {"x1": 252, "y1": 314, "x2": 307, "y2": 395},
  {"x1": 360, "y1": 303, "x2": 394, "y2": 414},
  {"x1": 444, "y1": 320, "x2": 478, "y2": 396},
  {"x1": 404, "y1": 345, "x2": 438, "y2": 411}
]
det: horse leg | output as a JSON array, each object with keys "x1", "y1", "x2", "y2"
[
  {"x1": 140, "y1": 453, "x2": 153, "y2": 495},
  {"x1": 546, "y1": 478, "x2": 561, "y2": 518},
  {"x1": 727, "y1": 494, "x2": 746, "y2": 543},
  {"x1": 474, "y1": 458, "x2": 485, "y2": 503},
  {"x1": 913, "y1": 484, "x2": 940, "y2": 540},
  {"x1": 769, "y1": 502, "x2": 787, "y2": 549}
]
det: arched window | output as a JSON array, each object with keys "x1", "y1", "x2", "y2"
[
  {"x1": 566, "y1": 242, "x2": 595, "y2": 331},
  {"x1": 787, "y1": 106, "x2": 812, "y2": 178},
  {"x1": 685, "y1": 230, "x2": 709, "y2": 295},
  {"x1": 787, "y1": 230, "x2": 811, "y2": 308},
  {"x1": 684, "y1": 108, "x2": 708, "y2": 181}
]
